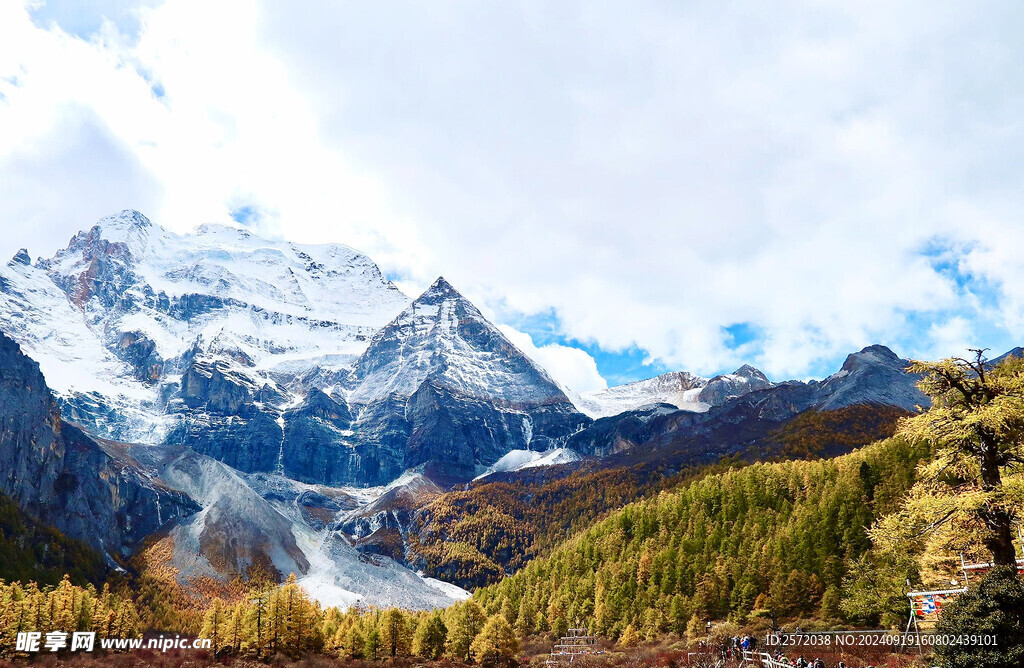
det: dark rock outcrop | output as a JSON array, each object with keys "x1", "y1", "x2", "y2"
[
  {"x1": 9, "y1": 249, "x2": 31, "y2": 266},
  {"x1": 115, "y1": 331, "x2": 164, "y2": 383},
  {"x1": 0, "y1": 331, "x2": 197, "y2": 559},
  {"x1": 166, "y1": 409, "x2": 282, "y2": 474},
  {"x1": 279, "y1": 390, "x2": 370, "y2": 484}
]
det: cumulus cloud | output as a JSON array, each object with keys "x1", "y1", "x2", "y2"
[
  {"x1": 2, "y1": 0, "x2": 1023, "y2": 383},
  {"x1": 497, "y1": 325, "x2": 607, "y2": 394}
]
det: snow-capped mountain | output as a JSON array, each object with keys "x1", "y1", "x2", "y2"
[
  {"x1": 577, "y1": 364, "x2": 773, "y2": 417},
  {"x1": 1, "y1": 210, "x2": 408, "y2": 445},
  {"x1": 473, "y1": 447, "x2": 583, "y2": 480},
  {"x1": 349, "y1": 277, "x2": 570, "y2": 406}
]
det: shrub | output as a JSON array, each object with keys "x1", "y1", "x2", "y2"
[{"x1": 934, "y1": 566, "x2": 1024, "y2": 668}]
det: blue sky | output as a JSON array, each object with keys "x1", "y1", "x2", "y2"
[{"x1": 2, "y1": 0, "x2": 1024, "y2": 391}]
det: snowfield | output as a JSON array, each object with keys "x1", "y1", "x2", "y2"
[{"x1": 474, "y1": 447, "x2": 583, "y2": 480}]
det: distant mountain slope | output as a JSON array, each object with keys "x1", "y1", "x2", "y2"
[
  {"x1": 402, "y1": 400, "x2": 910, "y2": 590},
  {"x1": 814, "y1": 344, "x2": 927, "y2": 411},
  {"x1": 576, "y1": 364, "x2": 773, "y2": 418},
  {"x1": 990, "y1": 347, "x2": 1024, "y2": 366},
  {"x1": 568, "y1": 345, "x2": 929, "y2": 459},
  {"x1": 577, "y1": 371, "x2": 707, "y2": 417}
]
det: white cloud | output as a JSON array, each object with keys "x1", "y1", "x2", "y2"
[
  {"x1": 1, "y1": 0, "x2": 1023, "y2": 382},
  {"x1": 498, "y1": 325, "x2": 606, "y2": 394},
  {"x1": 918, "y1": 316, "x2": 974, "y2": 363}
]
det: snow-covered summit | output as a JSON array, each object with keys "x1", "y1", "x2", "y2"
[
  {"x1": 474, "y1": 447, "x2": 583, "y2": 480},
  {"x1": 576, "y1": 363, "x2": 773, "y2": 418},
  {"x1": 337, "y1": 276, "x2": 587, "y2": 483},
  {"x1": 1, "y1": 210, "x2": 410, "y2": 442},
  {"x1": 696, "y1": 364, "x2": 774, "y2": 406}
]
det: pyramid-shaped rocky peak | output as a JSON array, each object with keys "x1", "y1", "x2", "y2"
[
  {"x1": 341, "y1": 276, "x2": 587, "y2": 483},
  {"x1": 347, "y1": 276, "x2": 569, "y2": 407},
  {"x1": 422, "y1": 275, "x2": 459, "y2": 298}
]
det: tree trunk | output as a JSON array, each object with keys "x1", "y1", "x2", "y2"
[
  {"x1": 980, "y1": 440, "x2": 1019, "y2": 567},
  {"x1": 981, "y1": 506, "x2": 1018, "y2": 566}
]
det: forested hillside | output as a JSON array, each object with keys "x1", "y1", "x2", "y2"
[
  {"x1": 473, "y1": 436, "x2": 931, "y2": 640},
  {"x1": 0, "y1": 493, "x2": 106, "y2": 588},
  {"x1": 409, "y1": 404, "x2": 906, "y2": 589}
]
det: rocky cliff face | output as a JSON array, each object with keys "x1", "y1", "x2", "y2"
[
  {"x1": 0, "y1": 331, "x2": 197, "y2": 560},
  {"x1": 0, "y1": 330, "x2": 64, "y2": 517}
]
